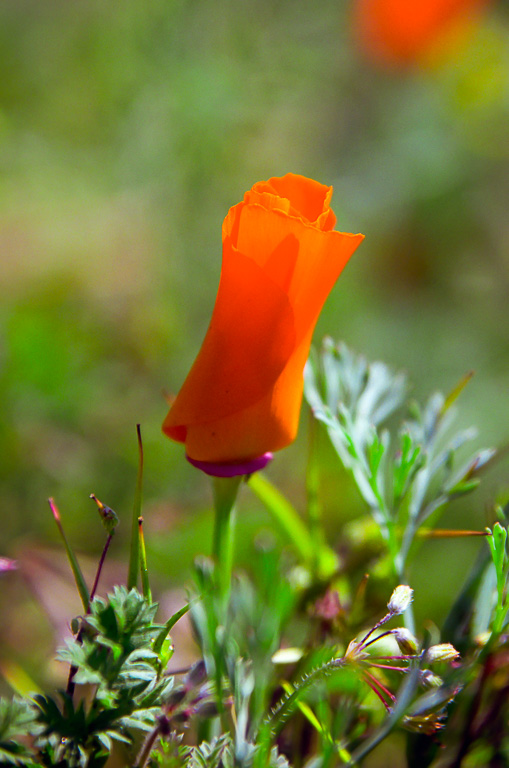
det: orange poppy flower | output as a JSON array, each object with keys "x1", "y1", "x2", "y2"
[
  {"x1": 354, "y1": 0, "x2": 489, "y2": 67},
  {"x1": 163, "y1": 174, "x2": 364, "y2": 469}
]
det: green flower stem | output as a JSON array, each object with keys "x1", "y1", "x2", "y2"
[
  {"x1": 128, "y1": 424, "x2": 144, "y2": 590},
  {"x1": 307, "y1": 413, "x2": 323, "y2": 575},
  {"x1": 212, "y1": 476, "x2": 242, "y2": 607},
  {"x1": 384, "y1": 521, "x2": 416, "y2": 635},
  {"x1": 210, "y1": 476, "x2": 242, "y2": 732},
  {"x1": 138, "y1": 516, "x2": 152, "y2": 603}
]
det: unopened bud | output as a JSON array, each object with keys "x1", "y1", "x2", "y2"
[
  {"x1": 387, "y1": 585, "x2": 414, "y2": 615},
  {"x1": 420, "y1": 670, "x2": 443, "y2": 689},
  {"x1": 393, "y1": 628, "x2": 418, "y2": 655},
  {"x1": 70, "y1": 617, "x2": 81, "y2": 635},
  {"x1": 425, "y1": 643, "x2": 460, "y2": 664},
  {"x1": 166, "y1": 687, "x2": 187, "y2": 708},
  {"x1": 185, "y1": 660, "x2": 207, "y2": 688},
  {"x1": 90, "y1": 494, "x2": 118, "y2": 535},
  {"x1": 157, "y1": 714, "x2": 172, "y2": 736},
  {"x1": 193, "y1": 556, "x2": 215, "y2": 584},
  {"x1": 194, "y1": 700, "x2": 221, "y2": 718},
  {"x1": 172, "y1": 708, "x2": 192, "y2": 726},
  {"x1": 402, "y1": 713, "x2": 445, "y2": 735}
]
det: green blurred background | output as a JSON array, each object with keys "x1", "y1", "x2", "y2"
[{"x1": 0, "y1": 0, "x2": 508, "y2": 691}]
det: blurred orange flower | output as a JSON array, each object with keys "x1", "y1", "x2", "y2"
[
  {"x1": 353, "y1": 0, "x2": 490, "y2": 67},
  {"x1": 163, "y1": 174, "x2": 364, "y2": 466}
]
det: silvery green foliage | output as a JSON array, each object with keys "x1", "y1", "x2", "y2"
[
  {"x1": 185, "y1": 735, "x2": 233, "y2": 768},
  {"x1": 182, "y1": 735, "x2": 290, "y2": 768},
  {"x1": 304, "y1": 339, "x2": 495, "y2": 573},
  {"x1": 186, "y1": 736, "x2": 241, "y2": 768}
]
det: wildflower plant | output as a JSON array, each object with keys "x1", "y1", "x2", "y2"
[
  {"x1": 0, "y1": 339, "x2": 507, "y2": 767},
  {"x1": 1, "y1": 176, "x2": 508, "y2": 767}
]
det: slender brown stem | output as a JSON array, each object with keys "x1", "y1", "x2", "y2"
[
  {"x1": 66, "y1": 532, "x2": 114, "y2": 697},
  {"x1": 90, "y1": 533, "x2": 113, "y2": 602},
  {"x1": 359, "y1": 629, "x2": 396, "y2": 651},
  {"x1": 357, "y1": 615, "x2": 391, "y2": 648},
  {"x1": 134, "y1": 723, "x2": 161, "y2": 768}
]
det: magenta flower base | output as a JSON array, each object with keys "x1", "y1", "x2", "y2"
[{"x1": 186, "y1": 452, "x2": 273, "y2": 477}]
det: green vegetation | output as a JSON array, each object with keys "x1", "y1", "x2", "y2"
[
  {"x1": 1, "y1": 2, "x2": 508, "y2": 764},
  {"x1": 1, "y1": 343, "x2": 508, "y2": 765}
]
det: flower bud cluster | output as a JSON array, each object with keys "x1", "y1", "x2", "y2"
[{"x1": 340, "y1": 585, "x2": 460, "y2": 721}]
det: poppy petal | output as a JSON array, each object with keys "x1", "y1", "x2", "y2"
[{"x1": 163, "y1": 239, "x2": 296, "y2": 440}]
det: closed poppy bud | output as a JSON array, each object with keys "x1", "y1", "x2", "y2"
[
  {"x1": 163, "y1": 174, "x2": 364, "y2": 471},
  {"x1": 353, "y1": 0, "x2": 490, "y2": 68}
]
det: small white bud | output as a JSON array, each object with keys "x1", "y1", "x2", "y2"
[
  {"x1": 387, "y1": 585, "x2": 414, "y2": 616},
  {"x1": 393, "y1": 627, "x2": 418, "y2": 655},
  {"x1": 425, "y1": 643, "x2": 460, "y2": 664}
]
